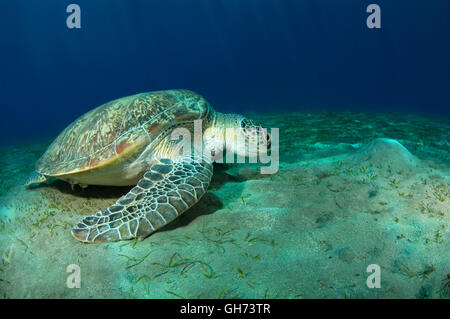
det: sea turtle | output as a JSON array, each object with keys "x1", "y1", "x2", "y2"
[{"x1": 25, "y1": 89, "x2": 271, "y2": 243}]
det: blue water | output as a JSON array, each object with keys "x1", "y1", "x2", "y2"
[{"x1": 0, "y1": 0, "x2": 449, "y2": 146}]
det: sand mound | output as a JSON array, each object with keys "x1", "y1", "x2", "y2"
[{"x1": 345, "y1": 138, "x2": 419, "y2": 173}]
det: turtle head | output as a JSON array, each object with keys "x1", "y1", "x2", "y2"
[{"x1": 221, "y1": 114, "x2": 271, "y2": 159}]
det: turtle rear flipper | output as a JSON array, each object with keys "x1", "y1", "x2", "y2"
[
  {"x1": 24, "y1": 171, "x2": 48, "y2": 186},
  {"x1": 71, "y1": 154, "x2": 213, "y2": 243}
]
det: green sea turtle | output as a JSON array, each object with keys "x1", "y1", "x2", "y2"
[{"x1": 25, "y1": 89, "x2": 270, "y2": 243}]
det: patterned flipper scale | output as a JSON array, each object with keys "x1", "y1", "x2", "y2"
[{"x1": 71, "y1": 155, "x2": 213, "y2": 243}]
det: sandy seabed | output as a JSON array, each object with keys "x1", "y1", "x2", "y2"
[{"x1": 0, "y1": 111, "x2": 448, "y2": 298}]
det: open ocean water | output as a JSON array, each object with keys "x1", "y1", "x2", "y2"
[{"x1": 0, "y1": 0, "x2": 448, "y2": 300}]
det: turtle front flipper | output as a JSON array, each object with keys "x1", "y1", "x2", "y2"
[
  {"x1": 71, "y1": 155, "x2": 213, "y2": 243},
  {"x1": 24, "y1": 171, "x2": 48, "y2": 186}
]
